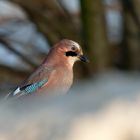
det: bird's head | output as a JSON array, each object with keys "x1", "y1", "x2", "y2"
[{"x1": 54, "y1": 39, "x2": 89, "y2": 66}]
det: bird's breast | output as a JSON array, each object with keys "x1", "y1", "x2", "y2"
[{"x1": 39, "y1": 67, "x2": 73, "y2": 96}]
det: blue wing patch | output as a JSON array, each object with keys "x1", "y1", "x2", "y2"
[
  {"x1": 20, "y1": 79, "x2": 48, "y2": 94},
  {"x1": 5, "y1": 79, "x2": 48, "y2": 99}
]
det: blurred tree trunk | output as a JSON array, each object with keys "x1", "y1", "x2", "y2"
[
  {"x1": 121, "y1": 0, "x2": 140, "y2": 70},
  {"x1": 80, "y1": 0, "x2": 111, "y2": 73}
]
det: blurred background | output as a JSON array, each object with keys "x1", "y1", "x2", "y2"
[
  {"x1": 0, "y1": 0, "x2": 140, "y2": 140},
  {"x1": 1, "y1": 0, "x2": 140, "y2": 93},
  {"x1": 0, "y1": 0, "x2": 140, "y2": 93}
]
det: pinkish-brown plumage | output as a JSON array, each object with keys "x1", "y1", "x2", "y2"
[{"x1": 6, "y1": 39, "x2": 88, "y2": 99}]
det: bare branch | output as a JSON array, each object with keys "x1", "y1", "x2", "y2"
[
  {"x1": 56, "y1": 0, "x2": 78, "y2": 30},
  {"x1": 10, "y1": 0, "x2": 81, "y2": 45},
  {"x1": 0, "y1": 38, "x2": 38, "y2": 68}
]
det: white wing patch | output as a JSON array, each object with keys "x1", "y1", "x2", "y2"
[
  {"x1": 4, "y1": 87, "x2": 21, "y2": 99},
  {"x1": 13, "y1": 87, "x2": 21, "y2": 95}
]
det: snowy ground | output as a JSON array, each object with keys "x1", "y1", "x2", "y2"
[{"x1": 0, "y1": 71, "x2": 140, "y2": 140}]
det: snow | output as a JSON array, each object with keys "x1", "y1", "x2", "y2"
[{"x1": 0, "y1": 71, "x2": 140, "y2": 140}]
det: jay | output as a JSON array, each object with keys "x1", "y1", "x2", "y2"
[{"x1": 6, "y1": 39, "x2": 88, "y2": 99}]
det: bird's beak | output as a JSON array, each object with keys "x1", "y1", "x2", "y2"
[{"x1": 78, "y1": 55, "x2": 89, "y2": 63}]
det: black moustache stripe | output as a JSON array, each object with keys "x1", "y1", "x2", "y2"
[{"x1": 65, "y1": 51, "x2": 77, "y2": 57}]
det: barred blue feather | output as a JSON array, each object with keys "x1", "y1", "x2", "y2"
[
  {"x1": 23, "y1": 79, "x2": 48, "y2": 94},
  {"x1": 5, "y1": 79, "x2": 49, "y2": 98}
]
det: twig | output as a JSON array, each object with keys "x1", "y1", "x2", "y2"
[
  {"x1": 0, "y1": 38, "x2": 38, "y2": 68},
  {"x1": 56, "y1": 0, "x2": 78, "y2": 31}
]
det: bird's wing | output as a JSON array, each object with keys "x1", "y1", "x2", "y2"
[
  {"x1": 6, "y1": 66, "x2": 54, "y2": 99},
  {"x1": 6, "y1": 79, "x2": 48, "y2": 99}
]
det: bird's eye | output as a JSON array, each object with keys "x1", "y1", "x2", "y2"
[{"x1": 71, "y1": 46, "x2": 76, "y2": 51}]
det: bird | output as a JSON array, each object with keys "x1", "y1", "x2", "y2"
[{"x1": 6, "y1": 39, "x2": 88, "y2": 99}]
